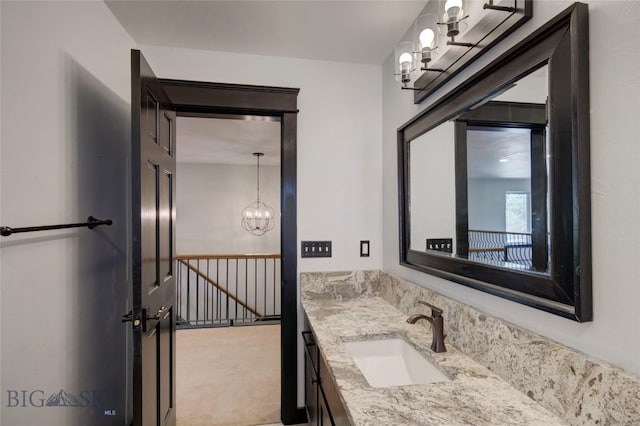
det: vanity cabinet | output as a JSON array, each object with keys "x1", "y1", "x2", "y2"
[
  {"x1": 303, "y1": 319, "x2": 349, "y2": 425},
  {"x1": 304, "y1": 330, "x2": 319, "y2": 423}
]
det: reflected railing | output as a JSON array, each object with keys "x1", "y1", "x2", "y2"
[{"x1": 468, "y1": 229, "x2": 532, "y2": 268}]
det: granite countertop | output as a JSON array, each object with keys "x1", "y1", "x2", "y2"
[{"x1": 302, "y1": 295, "x2": 567, "y2": 425}]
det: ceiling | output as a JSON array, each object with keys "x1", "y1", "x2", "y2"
[
  {"x1": 176, "y1": 116, "x2": 281, "y2": 166},
  {"x1": 109, "y1": 1, "x2": 428, "y2": 165},
  {"x1": 493, "y1": 65, "x2": 548, "y2": 104},
  {"x1": 105, "y1": 0, "x2": 428, "y2": 64},
  {"x1": 467, "y1": 128, "x2": 532, "y2": 179},
  {"x1": 466, "y1": 65, "x2": 548, "y2": 180}
]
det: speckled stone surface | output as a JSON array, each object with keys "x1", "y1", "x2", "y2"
[
  {"x1": 300, "y1": 270, "x2": 382, "y2": 300},
  {"x1": 378, "y1": 272, "x2": 640, "y2": 426},
  {"x1": 301, "y1": 276, "x2": 566, "y2": 425},
  {"x1": 300, "y1": 270, "x2": 640, "y2": 426}
]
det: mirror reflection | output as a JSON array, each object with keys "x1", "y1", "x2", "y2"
[
  {"x1": 409, "y1": 122, "x2": 456, "y2": 253},
  {"x1": 409, "y1": 64, "x2": 549, "y2": 272}
]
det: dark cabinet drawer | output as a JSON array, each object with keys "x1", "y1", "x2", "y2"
[
  {"x1": 319, "y1": 350, "x2": 349, "y2": 426},
  {"x1": 304, "y1": 331, "x2": 319, "y2": 423},
  {"x1": 318, "y1": 387, "x2": 333, "y2": 426},
  {"x1": 302, "y1": 321, "x2": 350, "y2": 426}
]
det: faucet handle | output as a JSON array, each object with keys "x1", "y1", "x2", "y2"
[{"x1": 418, "y1": 300, "x2": 443, "y2": 317}]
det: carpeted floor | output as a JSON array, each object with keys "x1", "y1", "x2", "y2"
[{"x1": 177, "y1": 325, "x2": 281, "y2": 426}]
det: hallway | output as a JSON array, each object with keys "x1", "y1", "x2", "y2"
[{"x1": 177, "y1": 325, "x2": 281, "y2": 426}]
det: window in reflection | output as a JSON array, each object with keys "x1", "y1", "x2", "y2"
[{"x1": 505, "y1": 192, "x2": 530, "y2": 234}]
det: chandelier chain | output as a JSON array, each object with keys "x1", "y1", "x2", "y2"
[{"x1": 256, "y1": 153, "x2": 261, "y2": 203}]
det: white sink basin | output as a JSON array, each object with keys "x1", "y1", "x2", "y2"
[{"x1": 344, "y1": 338, "x2": 450, "y2": 388}]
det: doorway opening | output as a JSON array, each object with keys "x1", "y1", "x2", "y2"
[
  {"x1": 159, "y1": 79, "x2": 302, "y2": 425},
  {"x1": 175, "y1": 114, "x2": 282, "y2": 425},
  {"x1": 175, "y1": 115, "x2": 282, "y2": 328}
]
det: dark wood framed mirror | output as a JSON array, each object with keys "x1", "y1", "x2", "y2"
[{"x1": 398, "y1": 3, "x2": 591, "y2": 321}]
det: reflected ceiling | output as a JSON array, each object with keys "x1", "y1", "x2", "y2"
[{"x1": 467, "y1": 128, "x2": 531, "y2": 179}]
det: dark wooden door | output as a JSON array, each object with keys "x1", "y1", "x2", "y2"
[{"x1": 131, "y1": 49, "x2": 176, "y2": 426}]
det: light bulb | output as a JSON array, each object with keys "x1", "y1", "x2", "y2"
[
  {"x1": 419, "y1": 28, "x2": 435, "y2": 49},
  {"x1": 396, "y1": 42, "x2": 414, "y2": 85},
  {"x1": 398, "y1": 52, "x2": 413, "y2": 66},
  {"x1": 445, "y1": 0, "x2": 463, "y2": 19},
  {"x1": 399, "y1": 52, "x2": 413, "y2": 75}
]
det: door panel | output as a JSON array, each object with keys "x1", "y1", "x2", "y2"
[
  {"x1": 142, "y1": 326, "x2": 159, "y2": 425},
  {"x1": 131, "y1": 49, "x2": 176, "y2": 426},
  {"x1": 143, "y1": 161, "x2": 160, "y2": 290},
  {"x1": 145, "y1": 90, "x2": 159, "y2": 143},
  {"x1": 159, "y1": 308, "x2": 174, "y2": 424},
  {"x1": 160, "y1": 112, "x2": 174, "y2": 155},
  {"x1": 160, "y1": 169, "x2": 173, "y2": 281}
]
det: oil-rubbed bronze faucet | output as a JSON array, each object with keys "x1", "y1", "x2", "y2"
[{"x1": 406, "y1": 301, "x2": 447, "y2": 353}]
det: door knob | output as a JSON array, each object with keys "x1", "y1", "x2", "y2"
[
  {"x1": 123, "y1": 306, "x2": 167, "y2": 332},
  {"x1": 147, "y1": 305, "x2": 167, "y2": 320},
  {"x1": 121, "y1": 311, "x2": 141, "y2": 327}
]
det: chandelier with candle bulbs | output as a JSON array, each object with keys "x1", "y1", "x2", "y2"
[{"x1": 241, "y1": 152, "x2": 275, "y2": 236}]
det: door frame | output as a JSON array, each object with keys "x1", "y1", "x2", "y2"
[{"x1": 158, "y1": 79, "x2": 304, "y2": 424}]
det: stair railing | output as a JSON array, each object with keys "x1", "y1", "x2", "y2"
[
  {"x1": 175, "y1": 254, "x2": 281, "y2": 328},
  {"x1": 468, "y1": 229, "x2": 533, "y2": 267}
]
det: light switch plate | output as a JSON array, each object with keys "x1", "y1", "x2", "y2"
[
  {"x1": 426, "y1": 238, "x2": 453, "y2": 253},
  {"x1": 301, "y1": 241, "x2": 332, "y2": 258},
  {"x1": 360, "y1": 240, "x2": 370, "y2": 257}
]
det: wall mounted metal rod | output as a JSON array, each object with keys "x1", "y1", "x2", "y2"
[
  {"x1": 0, "y1": 216, "x2": 113, "y2": 237},
  {"x1": 483, "y1": 1, "x2": 516, "y2": 12}
]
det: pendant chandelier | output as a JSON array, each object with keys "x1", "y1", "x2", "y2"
[{"x1": 241, "y1": 152, "x2": 275, "y2": 236}]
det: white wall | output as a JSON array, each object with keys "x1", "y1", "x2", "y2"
[
  {"x1": 1, "y1": 2, "x2": 136, "y2": 425},
  {"x1": 409, "y1": 121, "x2": 456, "y2": 252},
  {"x1": 468, "y1": 178, "x2": 530, "y2": 231},
  {"x1": 140, "y1": 45, "x2": 383, "y2": 406},
  {"x1": 5, "y1": 3, "x2": 637, "y2": 424},
  {"x1": 177, "y1": 162, "x2": 280, "y2": 255},
  {"x1": 383, "y1": 0, "x2": 640, "y2": 375},
  {"x1": 141, "y1": 45, "x2": 383, "y2": 273}
]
